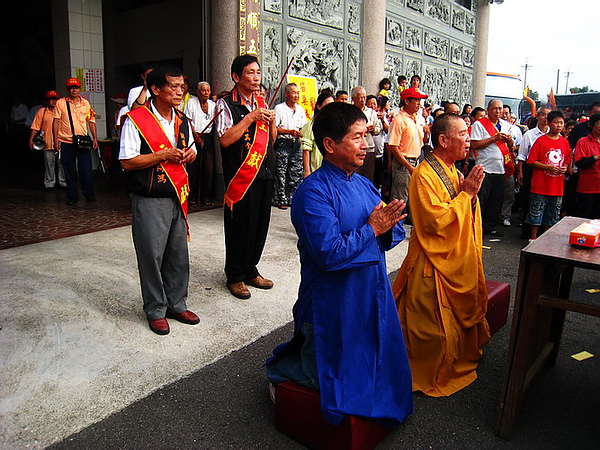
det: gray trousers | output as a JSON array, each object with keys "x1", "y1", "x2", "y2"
[
  {"x1": 500, "y1": 176, "x2": 515, "y2": 220},
  {"x1": 43, "y1": 150, "x2": 66, "y2": 188},
  {"x1": 131, "y1": 195, "x2": 189, "y2": 320}
]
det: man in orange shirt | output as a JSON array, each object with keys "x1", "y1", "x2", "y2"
[
  {"x1": 53, "y1": 77, "x2": 98, "y2": 206},
  {"x1": 388, "y1": 87, "x2": 428, "y2": 207},
  {"x1": 29, "y1": 91, "x2": 66, "y2": 190}
]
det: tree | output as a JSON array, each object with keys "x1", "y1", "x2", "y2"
[{"x1": 570, "y1": 86, "x2": 593, "y2": 93}]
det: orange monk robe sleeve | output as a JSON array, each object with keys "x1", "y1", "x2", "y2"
[{"x1": 394, "y1": 156, "x2": 488, "y2": 329}]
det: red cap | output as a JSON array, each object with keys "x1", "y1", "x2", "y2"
[
  {"x1": 401, "y1": 87, "x2": 428, "y2": 101},
  {"x1": 46, "y1": 90, "x2": 60, "y2": 99},
  {"x1": 65, "y1": 77, "x2": 81, "y2": 88}
]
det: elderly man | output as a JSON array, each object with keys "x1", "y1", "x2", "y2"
[
  {"x1": 351, "y1": 86, "x2": 381, "y2": 182},
  {"x1": 388, "y1": 87, "x2": 428, "y2": 207},
  {"x1": 119, "y1": 65, "x2": 200, "y2": 335},
  {"x1": 266, "y1": 102, "x2": 413, "y2": 427},
  {"x1": 273, "y1": 83, "x2": 307, "y2": 209},
  {"x1": 393, "y1": 113, "x2": 489, "y2": 397},
  {"x1": 53, "y1": 77, "x2": 99, "y2": 206},
  {"x1": 216, "y1": 55, "x2": 277, "y2": 300},
  {"x1": 185, "y1": 81, "x2": 217, "y2": 205},
  {"x1": 470, "y1": 99, "x2": 514, "y2": 237}
]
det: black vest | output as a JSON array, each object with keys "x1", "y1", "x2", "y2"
[
  {"x1": 126, "y1": 108, "x2": 190, "y2": 198},
  {"x1": 221, "y1": 94, "x2": 274, "y2": 185}
]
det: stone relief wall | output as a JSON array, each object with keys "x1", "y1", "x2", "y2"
[
  {"x1": 385, "y1": 0, "x2": 476, "y2": 105},
  {"x1": 261, "y1": 0, "x2": 477, "y2": 105},
  {"x1": 262, "y1": 0, "x2": 361, "y2": 97}
]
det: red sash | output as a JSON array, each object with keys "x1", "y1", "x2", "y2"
[
  {"x1": 223, "y1": 92, "x2": 270, "y2": 209},
  {"x1": 478, "y1": 117, "x2": 514, "y2": 177},
  {"x1": 126, "y1": 105, "x2": 191, "y2": 236}
]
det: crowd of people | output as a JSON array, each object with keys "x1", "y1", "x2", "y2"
[{"x1": 12, "y1": 57, "x2": 600, "y2": 432}]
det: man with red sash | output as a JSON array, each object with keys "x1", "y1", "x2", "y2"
[
  {"x1": 119, "y1": 65, "x2": 200, "y2": 335},
  {"x1": 216, "y1": 55, "x2": 277, "y2": 300},
  {"x1": 470, "y1": 99, "x2": 514, "y2": 237}
]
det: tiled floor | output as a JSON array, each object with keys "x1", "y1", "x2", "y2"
[{"x1": 0, "y1": 149, "x2": 216, "y2": 250}]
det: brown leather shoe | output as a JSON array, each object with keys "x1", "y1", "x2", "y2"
[
  {"x1": 166, "y1": 310, "x2": 200, "y2": 325},
  {"x1": 227, "y1": 282, "x2": 251, "y2": 299},
  {"x1": 245, "y1": 275, "x2": 274, "y2": 290},
  {"x1": 148, "y1": 318, "x2": 170, "y2": 335}
]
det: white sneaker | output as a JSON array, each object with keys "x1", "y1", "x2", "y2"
[{"x1": 502, "y1": 219, "x2": 511, "y2": 227}]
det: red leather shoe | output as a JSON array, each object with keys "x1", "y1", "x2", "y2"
[
  {"x1": 148, "y1": 318, "x2": 170, "y2": 335},
  {"x1": 166, "y1": 310, "x2": 200, "y2": 325}
]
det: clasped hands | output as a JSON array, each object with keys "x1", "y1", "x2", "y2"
[
  {"x1": 162, "y1": 146, "x2": 196, "y2": 164},
  {"x1": 368, "y1": 199, "x2": 407, "y2": 237}
]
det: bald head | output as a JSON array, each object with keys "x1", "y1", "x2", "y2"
[{"x1": 487, "y1": 99, "x2": 503, "y2": 122}]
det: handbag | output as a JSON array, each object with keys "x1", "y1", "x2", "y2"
[{"x1": 66, "y1": 100, "x2": 93, "y2": 151}]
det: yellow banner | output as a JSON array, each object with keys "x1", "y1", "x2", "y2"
[{"x1": 287, "y1": 75, "x2": 318, "y2": 120}]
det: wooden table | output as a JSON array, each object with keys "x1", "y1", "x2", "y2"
[{"x1": 496, "y1": 216, "x2": 600, "y2": 439}]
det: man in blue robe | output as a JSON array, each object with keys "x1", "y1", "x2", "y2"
[{"x1": 266, "y1": 102, "x2": 413, "y2": 427}]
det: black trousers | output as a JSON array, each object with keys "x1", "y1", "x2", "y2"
[
  {"x1": 224, "y1": 178, "x2": 273, "y2": 283},
  {"x1": 478, "y1": 172, "x2": 505, "y2": 231}
]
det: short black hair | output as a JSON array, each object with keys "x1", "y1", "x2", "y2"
[
  {"x1": 470, "y1": 106, "x2": 485, "y2": 118},
  {"x1": 231, "y1": 54, "x2": 259, "y2": 79},
  {"x1": 314, "y1": 91, "x2": 334, "y2": 114},
  {"x1": 313, "y1": 102, "x2": 366, "y2": 156},
  {"x1": 589, "y1": 113, "x2": 600, "y2": 129},
  {"x1": 547, "y1": 110, "x2": 565, "y2": 123},
  {"x1": 146, "y1": 65, "x2": 183, "y2": 98},
  {"x1": 431, "y1": 113, "x2": 463, "y2": 148}
]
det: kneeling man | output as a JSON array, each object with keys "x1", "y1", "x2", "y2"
[
  {"x1": 393, "y1": 113, "x2": 490, "y2": 396},
  {"x1": 266, "y1": 102, "x2": 413, "y2": 426}
]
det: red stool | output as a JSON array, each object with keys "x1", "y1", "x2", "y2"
[
  {"x1": 486, "y1": 280, "x2": 511, "y2": 335},
  {"x1": 275, "y1": 381, "x2": 394, "y2": 450}
]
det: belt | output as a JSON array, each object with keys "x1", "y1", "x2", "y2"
[{"x1": 277, "y1": 137, "x2": 299, "y2": 142}]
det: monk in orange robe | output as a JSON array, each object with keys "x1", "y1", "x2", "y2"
[{"x1": 392, "y1": 113, "x2": 490, "y2": 397}]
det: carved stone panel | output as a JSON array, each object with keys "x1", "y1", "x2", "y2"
[
  {"x1": 425, "y1": 0, "x2": 450, "y2": 25},
  {"x1": 449, "y1": 70, "x2": 461, "y2": 102},
  {"x1": 289, "y1": 0, "x2": 343, "y2": 30},
  {"x1": 405, "y1": 24, "x2": 422, "y2": 53},
  {"x1": 407, "y1": 0, "x2": 424, "y2": 13},
  {"x1": 262, "y1": 23, "x2": 282, "y2": 91},
  {"x1": 450, "y1": 42, "x2": 463, "y2": 66},
  {"x1": 452, "y1": 6, "x2": 466, "y2": 31},
  {"x1": 461, "y1": 72, "x2": 473, "y2": 105},
  {"x1": 287, "y1": 27, "x2": 345, "y2": 91},
  {"x1": 384, "y1": 52, "x2": 403, "y2": 106},
  {"x1": 463, "y1": 46, "x2": 474, "y2": 68},
  {"x1": 264, "y1": 0, "x2": 282, "y2": 14},
  {"x1": 424, "y1": 32, "x2": 449, "y2": 60},
  {"x1": 348, "y1": 3, "x2": 361, "y2": 35},
  {"x1": 347, "y1": 42, "x2": 360, "y2": 89},
  {"x1": 423, "y1": 64, "x2": 448, "y2": 104},
  {"x1": 465, "y1": 14, "x2": 475, "y2": 36},
  {"x1": 386, "y1": 17, "x2": 403, "y2": 48},
  {"x1": 405, "y1": 58, "x2": 422, "y2": 80}
]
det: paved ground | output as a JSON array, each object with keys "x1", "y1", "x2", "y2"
[{"x1": 1, "y1": 157, "x2": 598, "y2": 449}]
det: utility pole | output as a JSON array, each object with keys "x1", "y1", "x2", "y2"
[
  {"x1": 556, "y1": 69, "x2": 560, "y2": 93},
  {"x1": 564, "y1": 71, "x2": 573, "y2": 94},
  {"x1": 521, "y1": 61, "x2": 531, "y2": 92}
]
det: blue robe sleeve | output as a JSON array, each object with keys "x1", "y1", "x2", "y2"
[{"x1": 292, "y1": 185, "x2": 381, "y2": 271}]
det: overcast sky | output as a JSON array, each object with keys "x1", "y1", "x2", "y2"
[{"x1": 487, "y1": 0, "x2": 596, "y2": 97}]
